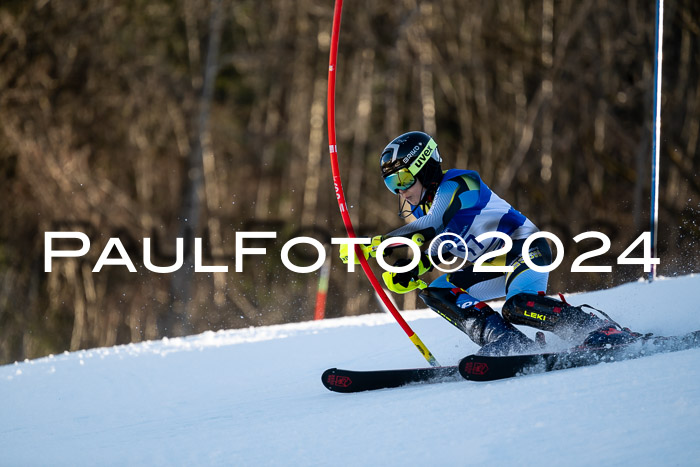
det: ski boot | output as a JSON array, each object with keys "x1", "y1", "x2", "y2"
[
  {"x1": 419, "y1": 287, "x2": 536, "y2": 356},
  {"x1": 581, "y1": 325, "x2": 644, "y2": 348}
]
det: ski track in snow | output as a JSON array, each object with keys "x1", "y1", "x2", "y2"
[{"x1": 1, "y1": 275, "x2": 700, "y2": 466}]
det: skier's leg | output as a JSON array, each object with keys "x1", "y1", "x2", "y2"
[
  {"x1": 502, "y1": 291, "x2": 607, "y2": 341},
  {"x1": 498, "y1": 237, "x2": 599, "y2": 340},
  {"x1": 502, "y1": 291, "x2": 643, "y2": 346},
  {"x1": 419, "y1": 273, "x2": 534, "y2": 355},
  {"x1": 500, "y1": 238, "x2": 636, "y2": 344}
]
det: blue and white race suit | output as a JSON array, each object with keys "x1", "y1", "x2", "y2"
[{"x1": 386, "y1": 169, "x2": 551, "y2": 305}]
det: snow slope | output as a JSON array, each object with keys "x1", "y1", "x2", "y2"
[{"x1": 2, "y1": 275, "x2": 700, "y2": 466}]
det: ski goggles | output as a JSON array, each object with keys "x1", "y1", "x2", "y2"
[
  {"x1": 382, "y1": 138, "x2": 438, "y2": 193},
  {"x1": 383, "y1": 168, "x2": 417, "y2": 194}
]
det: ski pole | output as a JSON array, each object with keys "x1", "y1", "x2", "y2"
[{"x1": 326, "y1": 0, "x2": 439, "y2": 367}]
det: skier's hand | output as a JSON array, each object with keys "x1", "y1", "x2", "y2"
[
  {"x1": 382, "y1": 270, "x2": 427, "y2": 294},
  {"x1": 338, "y1": 235, "x2": 383, "y2": 264},
  {"x1": 382, "y1": 258, "x2": 428, "y2": 294},
  {"x1": 411, "y1": 233, "x2": 425, "y2": 248}
]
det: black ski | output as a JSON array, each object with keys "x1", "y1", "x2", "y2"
[
  {"x1": 322, "y1": 365, "x2": 460, "y2": 393},
  {"x1": 322, "y1": 330, "x2": 700, "y2": 392},
  {"x1": 459, "y1": 329, "x2": 700, "y2": 382}
]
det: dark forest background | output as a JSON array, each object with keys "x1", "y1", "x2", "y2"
[{"x1": 1, "y1": 0, "x2": 699, "y2": 364}]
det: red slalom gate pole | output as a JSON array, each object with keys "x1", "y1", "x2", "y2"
[
  {"x1": 313, "y1": 250, "x2": 331, "y2": 320},
  {"x1": 326, "y1": 0, "x2": 439, "y2": 366}
]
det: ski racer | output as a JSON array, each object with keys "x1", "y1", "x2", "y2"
[{"x1": 340, "y1": 131, "x2": 639, "y2": 355}]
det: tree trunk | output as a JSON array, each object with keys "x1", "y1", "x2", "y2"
[{"x1": 165, "y1": 0, "x2": 224, "y2": 337}]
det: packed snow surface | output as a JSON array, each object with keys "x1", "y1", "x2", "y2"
[{"x1": 2, "y1": 275, "x2": 700, "y2": 466}]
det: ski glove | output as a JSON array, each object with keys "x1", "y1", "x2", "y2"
[
  {"x1": 339, "y1": 235, "x2": 383, "y2": 264},
  {"x1": 382, "y1": 257, "x2": 431, "y2": 294}
]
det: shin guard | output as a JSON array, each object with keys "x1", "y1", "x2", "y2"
[
  {"x1": 502, "y1": 292, "x2": 606, "y2": 341},
  {"x1": 420, "y1": 288, "x2": 534, "y2": 355}
]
